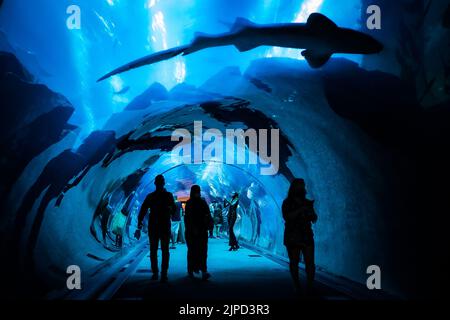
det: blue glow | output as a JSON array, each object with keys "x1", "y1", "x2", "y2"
[{"x1": 0, "y1": 0, "x2": 361, "y2": 135}]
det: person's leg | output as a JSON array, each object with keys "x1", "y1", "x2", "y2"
[
  {"x1": 287, "y1": 245, "x2": 301, "y2": 291},
  {"x1": 229, "y1": 219, "x2": 237, "y2": 248},
  {"x1": 179, "y1": 220, "x2": 186, "y2": 243},
  {"x1": 160, "y1": 233, "x2": 170, "y2": 280},
  {"x1": 200, "y1": 237, "x2": 207, "y2": 272},
  {"x1": 192, "y1": 238, "x2": 200, "y2": 273},
  {"x1": 149, "y1": 233, "x2": 159, "y2": 279},
  {"x1": 174, "y1": 222, "x2": 180, "y2": 244},
  {"x1": 214, "y1": 224, "x2": 220, "y2": 238},
  {"x1": 229, "y1": 227, "x2": 235, "y2": 248},
  {"x1": 302, "y1": 244, "x2": 316, "y2": 291},
  {"x1": 201, "y1": 237, "x2": 211, "y2": 280},
  {"x1": 187, "y1": 243, "x2": 194, "y2": 277},
  {"x1": 170, "y1": 222, "x2": 176, "y2": 248},
  {"x1": 231, "y1": 229, "x2": 238, "y2": 248}
]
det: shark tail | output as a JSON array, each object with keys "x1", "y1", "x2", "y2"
[{"x1": 97, "y1": 45, "x2": 189, "y2": 82}]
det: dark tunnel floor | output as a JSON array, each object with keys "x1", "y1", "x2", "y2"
[{"x1": 112, "y1": 238, "x2": 351, "y2": 301}]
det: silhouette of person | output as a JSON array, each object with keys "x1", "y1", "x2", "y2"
[
  {"x1": 224, "y1": 192, "x2": 240, "y2": 251},
  {"x1": 171, "y1": 195, "x2": 182, "y2": 249},
  {"x1": 178, "y1": 202, "x2": 186, "y2": 244},
  {"x1": 135, "y1": 174, "x2": 176, "y2": 282},
  {"x1": 212, "y1": 201, "x2": 223, "y2": 238},
  {"x1": 282, "y1": 178, "x2": 317, "y2": 294},
  {"x1": 184, "y1": 185, "x2": 213, "y2": 280}
]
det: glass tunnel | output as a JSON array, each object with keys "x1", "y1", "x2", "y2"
[
  {"x1": 1, "y1": 0, "x2": 450, "y2": 301},
  {"x1": 92, "y1": 158, "x2": 285, "y2": 250}
]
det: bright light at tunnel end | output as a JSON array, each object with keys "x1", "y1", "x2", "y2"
[{"x1": 170, "y1": 121, "x2": 280, "y2": 176}]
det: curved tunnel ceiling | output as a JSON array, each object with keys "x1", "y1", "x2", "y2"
[{"x1": 3, "y1": 56, "x2": 413, "y2": 298}]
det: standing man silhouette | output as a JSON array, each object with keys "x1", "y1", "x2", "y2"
[{"x1": 135, "y1": 174, "x2": 176, "y2": 282}]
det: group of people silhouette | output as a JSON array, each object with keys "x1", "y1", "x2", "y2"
[
  {"x1": 134, "y1": 174, "x2": 317, "y2": 294},
  {"x1": 134, "y1": 174, "x2": 220, "y2": 282}
]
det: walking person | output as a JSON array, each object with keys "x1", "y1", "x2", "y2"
[
  {"x1": 212, "y1": 201, "x2": 223, "y2": 238},
  {"x1": 170, "y1": 196, "x2": 183, "y2": 249},
  {"x1": 135, "y1": 174, "x2": 176, "y2": 282},
  {"x1": 184, "y1": 185, "x2": 213, "y2": 280},
  {"x1": 282, "y1": 178, "x2": 317, "y2": 294},
  {"x1": 224, "y1": 192, "x2": 239, "y2": 251},
  {"x1": 178, "y1": 202, "x2": 186, "y2": 244}
]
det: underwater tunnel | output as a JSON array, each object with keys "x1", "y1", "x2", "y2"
[
  {"x1": 1, "y1": 0, "x2": 450, "y2": 301},
  {"x1": 3, "y1": 54, "x2": 447, "y2": 299}
]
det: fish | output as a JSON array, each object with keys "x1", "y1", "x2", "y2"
[{"x1": 98, "y1": 13, "x2": 383, "y2": 82}]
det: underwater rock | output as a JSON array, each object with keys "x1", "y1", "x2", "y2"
[
  {"x1": 0, "y1": 32, "x2": 51, "y2": 79},
  {"x1": 0, "y1": 52, "x2": 77, "y2": 198},
  {"x1": 0, "y1": 51, "x2": 32, "y2": 81},
  {"x1": 0, "y1": 106, "x2": 76, "y2": 196},
  {"x1": 169, "y1": 83, "x2": 219, "y2": 103},
  {"x1": 125, "y1": 82, "x2": 169, "y2": 111},
  {"x1": 102, "y1": 128, "x2": 179, "y2": 166},
  {"x1": 0, "y1": 52, "x2": 73, "y2": 140},
  {"x1": 244, "y1": 75, "x2": 272, "y2": 93},
  {"x1": 0, "y1": 30, "x2": 14, "y2": 53},
  {"x1": 200, "y1": 66, "x2": 244, "y2": 95},
  {"x1": 199, "y1": 100, "x2": 294, "y2": 180},
  {"x1": 319, "y1": 58, "x2": 421, "y2": 147}
]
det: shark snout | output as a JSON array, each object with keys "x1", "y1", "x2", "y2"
[
  {"x1": 336, "y1": 29, "x2": 384, "y2": 54},
  {"x1": 357, "y1": 32, "x2": 383, "y2": 53},
  {"x1": 371, "y1": 38, "x2": 383, "y2": 53},
  {"x1": 361, "y1": 32, "x2": 383, "y2": 53}
]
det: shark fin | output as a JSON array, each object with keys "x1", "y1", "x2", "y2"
[
  {"x1": 306, "y1": 13, "x2": 337, "y2": 30},
  {"x1": 301, "y1": 50, "x2": 332, "y2": 68},
  {"x1": 231, "y1": 17, "x2": 256, "y2": 32},
  {"x1": 188, "y1": 32, "x2": 213, "y2": 52}
]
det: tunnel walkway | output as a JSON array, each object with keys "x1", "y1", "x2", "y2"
[{"x1": 109, "y1": 238, "x2": 353, "y2": 301}]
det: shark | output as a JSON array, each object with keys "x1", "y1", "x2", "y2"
[{"x1": 98, "y1": 13, "x2": 383, "y2": 82}]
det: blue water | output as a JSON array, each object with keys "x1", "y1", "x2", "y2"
[{"x1": 0, "y1": 0, "x2": 360, "y2": 134}]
